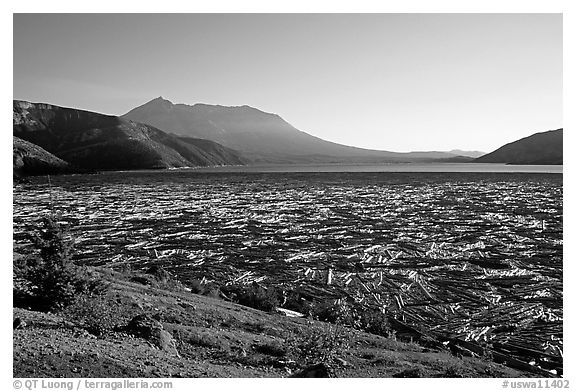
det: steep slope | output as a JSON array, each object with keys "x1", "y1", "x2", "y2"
[
  {"x1": 174, "y1": 136, "x2": 247, "y2": 166},
  {"x1": 123, "y1": 97, "x2": 462, "y2": 163},
  {"x1": 13, "y1": 136, "x2": 73, "y2": 176},
  {"x1": 13, "y1": 268, "x2": 527, "y2": 378},
  {"x1": 13, "y1": 100, "x2": 245, "y2": 170},
  {"x1": 475, "y1": 129, "x2": 562, "y2": 165}
]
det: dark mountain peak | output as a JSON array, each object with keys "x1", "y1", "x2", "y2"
[{"x1": 475, "y1": 128, "x2": 562, "y2": 165}]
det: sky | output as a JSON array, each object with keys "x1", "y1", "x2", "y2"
[{"x1": 13, "y1": 13, "x2": 562, "y2": 152}]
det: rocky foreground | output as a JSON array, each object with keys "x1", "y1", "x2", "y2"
[{"x1": 13, "y1": 268, "x2": 529, "y2": 378}]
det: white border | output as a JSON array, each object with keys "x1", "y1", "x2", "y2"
[{"x1": 4, "y1": 1, "x2": 573, "y2": 388}]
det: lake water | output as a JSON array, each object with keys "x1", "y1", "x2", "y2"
[
  {"x1": 12, "y1": 168, "x2": 563, "y2": 373},
  {"x1": 185, "y1": 163, "x2": 563, "y2": 173}
]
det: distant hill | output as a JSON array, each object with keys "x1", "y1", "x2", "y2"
[
  {"x1": 434, "y1": 155, "x2": 476, "y2": 163},
  {"x1": 13, "y1": 100, "x2": 245, "y2": 171},
  {"x1": 405, "y1": 151, "x2": 478, "y2": 161},
  {"x1": 475, "y1": 129, "x2": 562, "y2": 165},
  {"x1": 123, "y1": 97, "x2": 469, "y2": 164},
  {"x1": 448, "y1": 150, "x2": 485, "y2": 158},
  {"x1": 13, "y1": 136, "x2": 74, "y2": 177}
]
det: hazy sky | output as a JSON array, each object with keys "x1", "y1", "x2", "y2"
[{"x1": 13, "y1": 13, "x2": 562, "y2": 152}]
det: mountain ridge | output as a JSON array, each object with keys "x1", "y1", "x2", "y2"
[
  {"x1": 13, "y1": 100, "x2": 246, "y2": 172},
  {"x1": 123, "y1": 97, "x2": 473, "y2": 163},
  {"x1": 475, "y1": 129, "x2": 562, "y2": 165},
  {"x1": 14, "y1": 98, "x2": 560, "y2": 169},
  {"x1": 13, "y1": 136, "x2": 76, "y2": 177}
]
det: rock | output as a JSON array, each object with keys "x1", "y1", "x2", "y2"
[
  {"x1": 126, "y1": 314, "x2": 162, "y2": 338},
  {"x1": 130, "y1": 275, "x2": 154, "y2": 286},
  {"x1": 275, "y1": 307, "x2": 304, "y2": 318},
  {"x1": 289, "y1": 363, "x2": 334, "y2": 378},
  {"x1": 176, "y1": 300, "x2": 195, "y2": 310},
  {"x1": 272, "y1": 359, "x2": 296, "y2": 369},
  {"x1": 392, "y1": 368, "x2": 423, "y2": 378},
  {"x1": 334, "y1": 357, "x2": 350, "y2": 367},
  {"x1": 157, "y1": 330, "x2": 179, "y2": 356},
  {"x1": 13, "y1": 318, "x2": 26, "y2": 330},
  {"x1": 125, "y1": 314, "x2": 179, "y2": 356}
]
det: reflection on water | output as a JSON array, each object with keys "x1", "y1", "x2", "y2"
[{"x1": 187, "y1": 163, "x2": 563, "y2": 174}]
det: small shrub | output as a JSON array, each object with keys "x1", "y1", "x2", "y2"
[
  {"x1": 240, "y1": 321, "x2": 268, "y2": 334},
  {"x1": 13, "y1": 216, "x2": 106, "y2": 312},
  {"x1": 128, "y1": 266, "x2": 184, "y2": 292},
  {"x1": 286, "y1": 324, "x2": 351, "y2": 365},
  {"x1": 443, "y1": 365, "x2": 466, "y2": 378},
  {"x1": 188, "y1": 279, "x2": 205, "y2": 294},
  {"x1": 130, "y1": 274, "x2": 154, "y2": 285},
  {"x1": 154, "y1": 310, "x2": 184, "y2": 325},
  {"x1": 185, "y1": 331, "x2": 230, "y2": 351},
  {"x1": 357, "y1": 309, "x2": 392, "y2": 337},
  {"x1": 311, "y1": 300, "x2": 357, "y2": 325},
  {"x1": 187, "y1": 279, "x2": 221, "y2": 298},
  {"x1": 393, "y1": 367, "x2": 423, "y2": 378},
  {"x1": 222, "y1": 283, "x2": 281, "y2": 312},
  {"x1": 64, "y1": 293, "x2": 127, "y2": 337},
  {"x1": 310, "y1": 300, "x2": 392, "y2": 337},
  {"x1": 145, "y1": 265, "x2": 170, "y2": 282},
  {"x1": 203, "y1": 286, "x2": 222, "y2": 299}
]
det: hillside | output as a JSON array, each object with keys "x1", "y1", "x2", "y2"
[
  {"x1": 475, "y1": 129, "x2": 562, "y2": 165},
  {"x1": 13, "y1": 136, "x2": 74, "y2": 176},
  {"x1": 123, "y1": 97, "x2": 469, "y2": 164},
  {"x1": 13, "y1": 100, "x2": 245, "y2": 171},
  {"x1": 448, "y1": 150, "x2": 485, "y2": 158},
  {"x1": 13, "y1": 267, "x2": 528, "y2": 378}
]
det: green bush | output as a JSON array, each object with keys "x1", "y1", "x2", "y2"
[{"x1": 13, "y1": 216, "x2": 106, "y2": 312}]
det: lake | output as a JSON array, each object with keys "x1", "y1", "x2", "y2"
[
  {"x1": 186, "y1": 162, "x2": 563, "y2": 173},
  {"x1": 12, "y1": 168, "x2": 563, "y2": 373}
]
